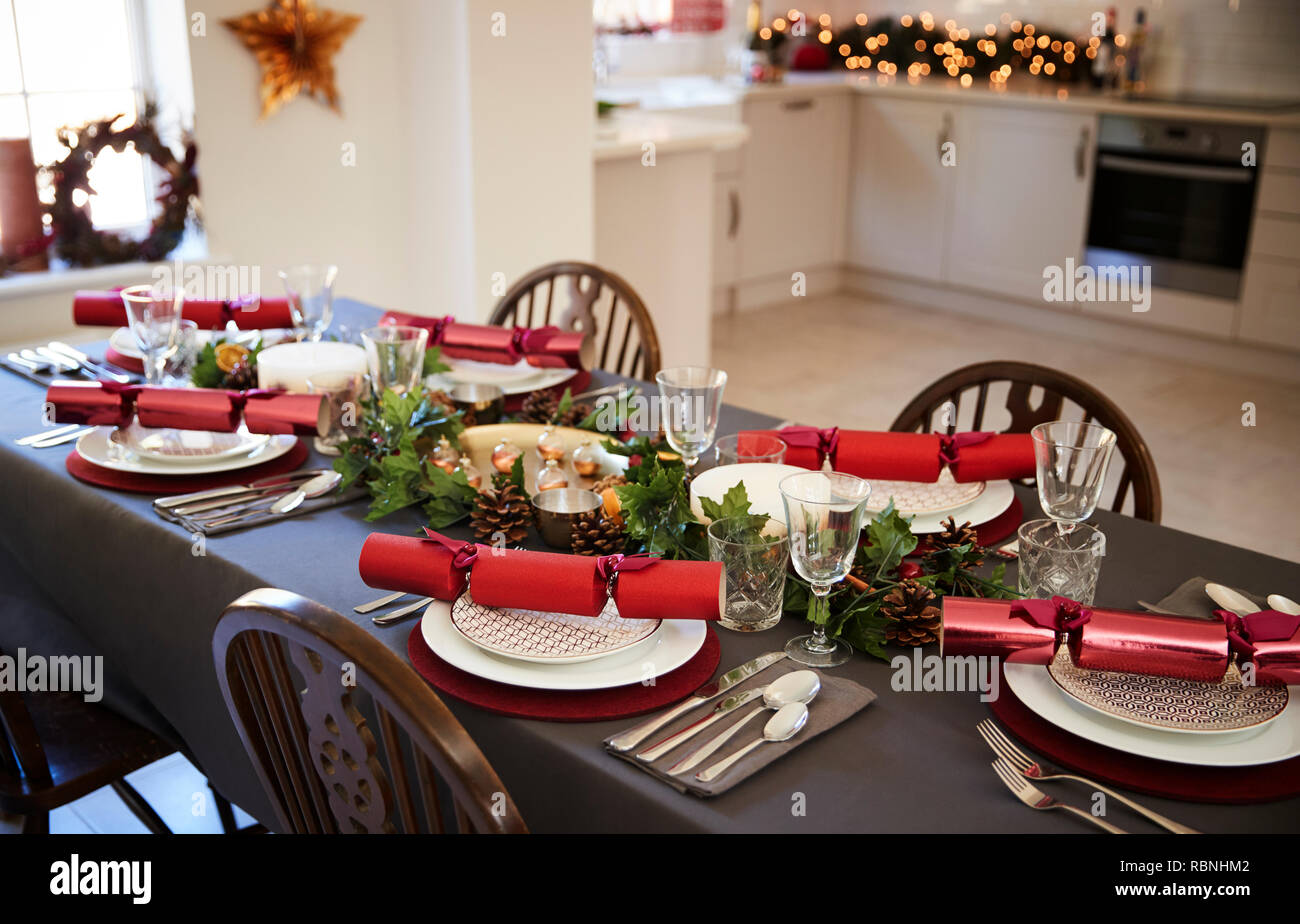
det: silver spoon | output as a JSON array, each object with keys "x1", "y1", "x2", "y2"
[
  {"x1": 662, "y1": 670, "x2": 821, "y2": 772},
  {"x1": 1205, "y1": 582, "x2": 1260, "y2": 616},
  {"x1": 694, "y1": 701, "x2": 809, "y2": 783},
  {"x1": 1267, "y1": 594, "x2": 1300, "y2": 616},
  {"x1": 203, "y1": 471, "x2": 341, "y2": 528}
]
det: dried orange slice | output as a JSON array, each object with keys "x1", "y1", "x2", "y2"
[{"x1": 215, "y1": 342, "x2": 250, "y2": 373}]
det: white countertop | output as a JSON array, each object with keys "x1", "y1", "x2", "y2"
[
  {"x1": 593, "y1": 108, "x2": 750, "y2": 162},
  {"x1": 598, "y1": 71, "x2": 1300, "y2": 129}
]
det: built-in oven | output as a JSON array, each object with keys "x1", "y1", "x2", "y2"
[{"x1": 1085, "y1": 114, "x2": 1264, "y2": 300}]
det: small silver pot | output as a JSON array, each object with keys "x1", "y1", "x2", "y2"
[
  {"x1": 531, "y1": 488, "x2": 602, "y2": 550},
  {"x1": 449, "y1": 383, "x2": 505, "y2": 425}
]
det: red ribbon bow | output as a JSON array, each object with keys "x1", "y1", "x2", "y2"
[
  {"x1": 225, "y1": 388, "x2": 280, "y2": 411},
  {"x1": 938, "y1": 431, "x2": 995, "y2": 467},
  {"x1": 421, "y1": 528, "x2": 479, "y2": 569},
  {"x1": 1010, "y1": 596, "x2": 1093, "y2": 633},
  {"x1": 1216, "y1": 609, "x2": 1300, "y2": 658},
  {"x1": 220, "y1": 295, "x2": 259, "y2": 324},
  {"x1": 595, "y1": 553, "x2": 658, "y2": 583},
  {"x1": 511, "y1": 325, "x2": 561, "y2": 360},
  {"x1": 777, "y1": 426, "x2": 839, "y2": 463}
]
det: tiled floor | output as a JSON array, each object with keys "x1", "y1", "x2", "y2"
[
  {"x1": 712, "y1": 294, "x2": 1300, "y2": 564},
  {"x1": 0, "y1": 754, "x2": 258, "y2": 834}
]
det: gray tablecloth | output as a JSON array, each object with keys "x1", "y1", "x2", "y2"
[{"x1": 3, "y1": 299, "x2": 1298, "y2": 833}]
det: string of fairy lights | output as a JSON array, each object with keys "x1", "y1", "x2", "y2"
[{"x1": 754, "y1": 10, "x2": 1135, "y2": 94}]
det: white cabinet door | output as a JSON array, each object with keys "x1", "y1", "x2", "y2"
[
  {"x1": 737, "y1": 94, "x2": 849, "y2": 283},
  {"x1": 1239, "y1": 257, "x2": 1300, "y2": 351},
  {"x1": 712, "y1": 175, "x2": 741, "y2": 289},
  {"x1": 847, "y1": 96, "x2": 954, "y2": 280},
  {"x1": 946, "y1": 106, "x2": 1096, "y2": 301}
]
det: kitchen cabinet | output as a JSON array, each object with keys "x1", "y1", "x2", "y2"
[
  {"x1": 736, "y1": 93, "x2": 850, "y2": 284},
  {"x1": 847, "y1": 96, "x2": 954, "y2": 280},
  {"x1": 946, "y1": 107, "x2": 1096, "y2": 301}
]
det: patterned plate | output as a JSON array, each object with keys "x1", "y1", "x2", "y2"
[
  {"x1": 450, "y1": 588, "x2": 662, "y2": 665},
  {"x1": 1047, "y1": 648, "x2": 1289, "y2": 734},
  {"x1": 112, "y1": 423, "x2": 270, "y2": 462},
  {"x1": 865, "y1": 469, "x2": 986, "y2": 516}
]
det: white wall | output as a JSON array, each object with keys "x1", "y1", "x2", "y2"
[{"x1": 465, "y1": 0, "x2": 595, "y2": 319}]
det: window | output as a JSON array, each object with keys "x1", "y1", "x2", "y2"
[{"x1": 0, "y1": 0, "x2": 193, "y2": 244}]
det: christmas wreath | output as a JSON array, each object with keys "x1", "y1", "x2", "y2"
[{"x1": 46, "y1": 104, "x2": 199, "y2": 267}]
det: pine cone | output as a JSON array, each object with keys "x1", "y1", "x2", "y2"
[
  {"x1": 569, "y1": 511, "x2": 626, "y2": 556},
  {"x1": 881, "y1": 578, "x2": 942, "y2": 647},
  {"x1": 519, "y1": 390, "x2": 558, "y2": 424},
  {"x1": 468, "y1": 484, "x2": 532, "y2": 544},
  {"x1": 519, "y1": 389, "x2": 592, "y2": 427},
  {"x1": 590, "y1": 473, "x2": 628, "y2": 495},
  {"x1": 223, "y1": 361, "x2": 256, "y2": 390},
  {"x1": 932, "y1": 516, "x2": 983, "y2": 565}
]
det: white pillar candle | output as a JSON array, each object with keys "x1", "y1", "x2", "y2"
[{"x1": 256, "y1": 342, "x2": 368, "y2": 393}]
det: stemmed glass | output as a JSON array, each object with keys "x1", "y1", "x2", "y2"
[
  {"x1": 779, "y1": 470, "x2": 872, "y2": 668},
  {"x1": 654, "y1": 366, "x2": 727, "y2": 479},
  {"x1": 120, "y1": 285, "x2": 182, "y2": 385},
  {"x1": 279, "y1": 264, "x2": 338, "y2": 342},
  {"x1": 361, "y1": 325, "x2": 428, "y2": 396},
  {"x1": 1030, "y1": 421, "x2": 1117, "y2": 525}
]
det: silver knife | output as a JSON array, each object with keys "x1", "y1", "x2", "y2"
[
  {"x1": 372, "y1": 596, "x2": 435, "y2": 626},
  {"x1": 46, "y1": 341, "x2": 132, "y2": 383},
  {"x1": 16, "y1": 423, "x2": 84, "y2": 446},
  {"x1": 635, "y1": 686, "x2": 766, "y2": 762},
  {"x1": 154, "y1": 470, "x2": 327, "y2": 510},
  {"x1": 608, "y1": 651, "x2": 787, "y2": 752},
  {"x1": 28, "y1": 427, "x2": 93, "y2": 448}
]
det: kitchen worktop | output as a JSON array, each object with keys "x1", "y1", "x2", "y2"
[
  {"x1": 599, "y1": 71, "x2": 1300, "y2": 129},
  {"x1": 593, "y1": 108, "x2": 749, "y2": 161}
]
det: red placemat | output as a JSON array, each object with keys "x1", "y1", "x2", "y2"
[
  {"x1": 910, "y1": 494, "x2": 1023, "y2": 556},
  {"x1": 989, "y1": 666, "x2": 1300, "y2": 804},
  {"x1": 502, "y1": 370, "x2": 592, "y2": 413},
  {"x1": 66, "y1": 439, "x2": 310, "y2": 495},
  {"x1": 104, "y1": 347, "x2": 144, "y2": 373},
  {"x1": 407, "y1": 620, "x2": 721, "y2": 722}
]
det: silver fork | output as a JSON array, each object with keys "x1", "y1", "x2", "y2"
[
  {"x1": 978, "y1": 719, "x2": 1198, "y2": 834},
  {"x1": 992, "y1": 759, "x2": 1127, "y2": 833}
]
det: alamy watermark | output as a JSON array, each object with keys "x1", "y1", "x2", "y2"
[
  {"x1": 0, "y1": 649, "x2": 103, "y2": 703},
  {"x1": 891, "y1": 648, "x2": 1000, "y2": 702},
  {"x1": 1042, "y1": 258, "x2": 1151, "y2": 313},
  {"x1": 592, "y1": 393, "x2": 706, "y2": 435},
  {"x1": 149, "y1": 257, "x2": 261, "y2": 302}
]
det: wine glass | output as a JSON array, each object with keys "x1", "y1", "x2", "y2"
[
  {"x1": 361, "y1": 325, "x2": 428, "y2": 396},
  {"x1": 655, "y1": 366, "x2": 727, "y2": 479},
  {"x1": 120, "y1": 284, "x2": 182, "y2": 385},
  {"x1": 279, "y1": 264, "x2": 338, "y2": 342},
  {"x1": 1031, "y1": 421, "x2": 1117, "y2": 524},
  {"x1": 779, "y1": 470, "x2": 872, "y2": 668}
]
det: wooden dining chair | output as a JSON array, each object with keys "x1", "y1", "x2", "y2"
[
  {"x1": 212, "y1": 588, "x2": 527, "y2": 834},
  {"x1": 890, "y1": 360, "x2": 1161, "y2": 522},
  {"x1": 0, "y1": 653, "x2": 176, "y2": 834},
  {"x1": 488, "y1": 261, "x2": 662, "y2": 378}
]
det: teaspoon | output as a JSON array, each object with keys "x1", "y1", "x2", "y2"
[{"x1": 694, "y1": 701, "x2": 809, "y2": 783}]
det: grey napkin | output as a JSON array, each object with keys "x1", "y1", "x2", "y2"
[
  {"x1": 1154, "y1": 576, "x2": 1267, "y2": 619},
  {"x1": 603, "y1": 661, "x2": 876, "y2": 797}
]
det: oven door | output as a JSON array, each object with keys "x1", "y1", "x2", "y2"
[{"x1": 1086, "y1": 153, "x2": 1257, "y2": 299}]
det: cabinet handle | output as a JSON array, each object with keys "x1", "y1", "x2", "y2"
[
  {"x1": 1075, "y1": 126, "x2": 1090, "y2": 179},
  {"x1": 728, "y1": 189, "x2": 740, "y2": 238},
  {"x1": 782, "y1": 98, "x2": 814, "y2": 111},
  {"x1": 938, "y1": 112, "x2": 953, "y2": 161}
]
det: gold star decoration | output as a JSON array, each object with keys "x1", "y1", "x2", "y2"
[{"x1": 223, "y1": 0, "x2": 362, "y2": 119}]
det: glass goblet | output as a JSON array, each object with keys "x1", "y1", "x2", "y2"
[
  {"x1": 655, "y1": 366, "x2": 727, "y2": 479},
  {"x1": 1031, "y1": 420, "x2": 1117, "y2": 524},
  {"x1": 120, "y1": 284, "x2": 182, "y2": 385},
  {"x1": 279, "y1": 264, "x2": 338, "y2": 342},
  {"x1": 714, "y1": 432, "x2": 787, "y2": 467},
  {"x1": 361, "y1": 325, "x2": 428, "y2": 397},
  {"x1": 779, "y1": 470, "x2": 872, "y2": 668}
]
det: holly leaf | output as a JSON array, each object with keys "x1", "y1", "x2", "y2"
[
  {"x1": 190, "y1": 341, "x2": 222, "y2": 388},
  {"x1": 699, "y1": 482, "x2": 752, "y2": 522},
  {"x1": 423, "y1": 345, "x2": 451, "y2": 376},
  {"x1": 554, "y1": 387, "x2": 573, "y2": 424},
  {"x1": 859, "y1": 502, "x2": 918, "y2": 580},
  {"x1": 421, "y1": 463, "x2": 479, "y2": 528},
  {"x1": 837, "y1": 604, "x2": 890, "y2": 662},
  {"x1": 332, "y1": 446, "x2": 371, "y2": 492}
]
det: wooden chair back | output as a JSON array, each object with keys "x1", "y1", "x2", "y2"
[
  {"x1": 890, "y1": 360, "x2": 1161, "y2": 522},
  {"x1": 488, "y1": 261, "x2": 662, "y2": 378},
  {"x1": 213, "y1": 588, "x2": 526, "y2": 834}
]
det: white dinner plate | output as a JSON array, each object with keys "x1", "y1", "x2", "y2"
[
  {"x1": 113, "y1": 422, "x2": 271, "y2": 463},
  {"x1": 426, "y1": 364, "x2": 576, "y2": 397},
  {"x1": 865, "y1": 470, "x2": 986, "y2": 518},
  {"x1": 1004, "y1": 660, "x2": 1300, "y2": 766},
  {"x1": 907, "y1": 480, "x2": 1014, "y2": 535},
  {"x1": 440, "y1": 357, "x2": 543, "y2": 384},
  {"x1": 75, "y1": 427, "x2": 297, "y2": 476},
  {"x1": 420, "y1": 599, "x2": 706, "y2": 690}
]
